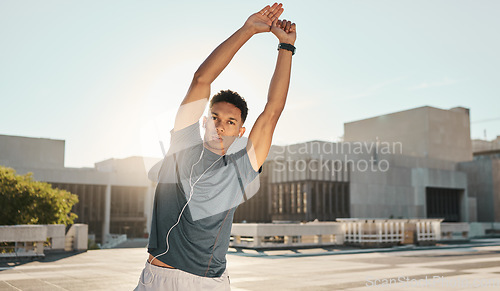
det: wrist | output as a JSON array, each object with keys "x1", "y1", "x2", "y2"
[
  {"x1": 278, "y1": 43, "x2": 296, "y2": 55},
  {"x1": 241, "y1": 23, "x2": 259, "y2": 36},
  {"x1": 278, "y1": 39, "x2": 295, "y2": 46}
]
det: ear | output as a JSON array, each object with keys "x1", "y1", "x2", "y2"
[
  {"x1": 202, "y1": 116, "x2": 207, "y2": 128},
  {"x1": 239, "y1": 127, "x2": 246, "y2": 138}
]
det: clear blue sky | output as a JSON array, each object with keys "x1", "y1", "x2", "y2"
[{"x1": 1, "y1": 0, "x2": 499, "y2": 167}]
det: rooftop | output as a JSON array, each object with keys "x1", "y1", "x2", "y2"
[{"x1": 1, "y1": 240, "x2": 500, "y2": 290}]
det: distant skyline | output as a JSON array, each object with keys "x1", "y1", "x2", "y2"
[{"x1": 1, "y1": 0, "x2": 499, "y2": 167}]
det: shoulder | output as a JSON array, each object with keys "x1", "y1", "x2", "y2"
[{"x1": 228, "y1": 147, "x2": 262, "y2": 174}]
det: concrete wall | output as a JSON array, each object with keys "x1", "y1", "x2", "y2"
[
  {"x1": 0, "y1": 134, "x2": 64, "y2": 169},
  {"x1": 428, "y1": 107, "x2": 472, "y2": 162},
  {"x1": 458, "y1": 159, "x2": 495, "y2": 222},
  {"x1": 458, "y1": 154, "x2": 500, "y2": 222},
  {"x1": 350, "y1": 165, "x2": 416, "y2": 220},
  {"x1": 11, "y1": 163, "x2": 154, "y2": 188},
  {"x1": 472, "y1": 136, "x2": 500, "y2": 152},
  {"x1": 349, "y1": 161, "x2": 469, "y2": 221},
  {"x1": 0, "y1": 225, "x2": 47, "y2": 242},
  {"x1": 266, "y1": 141, "x2": 470, "y2": 222},
  {"x1": 66, "y1": 224, "x2": 88, "y2": 251},
  {"x1": 469, "y1": 222, "x2": 500, "y2": 237},
  {"x1": 344, "y1": 106, "x2": 472, "y2": 163},
  {"x1": 411, "y1": 167, "x2": 469, "y2": 221},
  {"x1": 46, "y1": 224, "x2": 66, "y2": 250},
  {"x1": 344, "y1": 106, "x2": 430, "y2": 159},
  {"x1": 493, "y1": 160, "x2": 500, "y2": 222},
  {"x1": 0, "y1": 225, "x2": 73, "y2": 256}
]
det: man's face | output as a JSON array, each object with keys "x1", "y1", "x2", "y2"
[{"x1": 203, "y1": 101, "x2": 245, "y2": 155}]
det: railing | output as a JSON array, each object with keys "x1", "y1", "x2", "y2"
[
  {"x1": 0, "y1": 225, "x2": 46, "y2": 258},
  {"x1": 0, "y1": 224, "x2": 88, "y2": 259},
  {"x1": 337, "y1": 218, "x2": 443, "y2": 246},
  {"x1": 339, "y1": 219, "x2": 405, "y2": 245},
  {"x1": 231, "y1": 219, "x2": 446, "y2": 249},
  {"x1": 415, "y1": 219, "x2": 442, "y2": 242},
  {"x1": 230, "y1": 222, "x2": 344, "y2": 248},
  {"x1": 441, "y1": 223, "x2": 470, "y2": 240},
  {"x1": 341, "y1": 219, "x2": 405, "y2": 245}
]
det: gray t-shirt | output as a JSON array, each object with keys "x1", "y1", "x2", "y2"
[{"x1": 148, "y1": 121, "x2": 260, "y2": 278}]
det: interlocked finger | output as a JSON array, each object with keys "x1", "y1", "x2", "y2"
[
  {"x1": 281, "y1": 19, "x2": 287, "y2": 30},
  {"x1": 285, "y1": 20, "x2": 291, "y2": 33}
]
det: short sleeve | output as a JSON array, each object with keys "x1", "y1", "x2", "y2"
[
  {"x1": 167, "y1": 121, "x2": 202, "y2": 156},
  {"x1": 228, "y1": 148, "x2": 261, "y2": 202}
]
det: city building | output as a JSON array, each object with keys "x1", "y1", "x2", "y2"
[
  {"x1": 2, "y1": 105, "x2": 499, "y2": 242},
  {"x1": 472, "y1": 135, "x2": 500, "y2": 153},
  {"x1": 235, "y1": 106, "x2": 499, "y2": 223},
  {"x1": 458, "y1": 148, "x2": 500, "y2": 222},
  {"x1": 0, "y1": 134, "x2": 158, "y2": 244}
]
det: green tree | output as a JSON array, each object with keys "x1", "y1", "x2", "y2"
[{"x1": 0, "y1": 165, "x2": 78, "y2": 225}]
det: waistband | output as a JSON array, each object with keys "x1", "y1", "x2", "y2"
[{"x1": 145, "y1": 260, "x2": 228, "y2": 280}]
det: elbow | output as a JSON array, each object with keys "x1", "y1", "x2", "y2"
[
  {"x1": 192, "y1": 70, "x2": 210, "y2": 86},
  {"x1": 265, "y1": 107, "x2": 284, "y2": 124},
  {"x1": 271, "y1": 110, "x2": 284, "y2": 123}
]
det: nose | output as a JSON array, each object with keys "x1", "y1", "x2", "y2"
[{"x1": 215, "y1": 120, "x2": 225, "y2": 134}]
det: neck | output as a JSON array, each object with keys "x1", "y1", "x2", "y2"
[{"x1": 203, "y1": 141, "x2": 225, "y2": 156}]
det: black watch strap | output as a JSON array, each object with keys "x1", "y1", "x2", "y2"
[{"x1": 278, "y1": 43, "x2": 296, "y2": 55}]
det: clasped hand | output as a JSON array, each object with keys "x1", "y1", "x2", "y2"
[{"x1": 244, "y1": 3, "x2": 297, "y2": 45}]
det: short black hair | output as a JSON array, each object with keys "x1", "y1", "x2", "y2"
[{"x1": 209, "y1": 89, "x2": 248, "y2": 123}]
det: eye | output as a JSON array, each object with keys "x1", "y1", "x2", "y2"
[
  {"x1": 228, "y1": 121, "x2": 235, "y2": 125},
  {"x1": 211, "y1": 116, "x2": 217, "y2": 120}
]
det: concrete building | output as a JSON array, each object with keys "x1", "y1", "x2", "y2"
[
  {"x1": 344, "y1": 106, "x2": 473, "y2": 162},
  {"x1": 342, "y1": 106, "x2": 473, "y2": 222},
  {"x1": 465, "y1": 135, "x2": 500, "y2": 221},
  {"x1": 472, "y1": 135, "x2": 500, "y2": 153},
  {"x1": 235, "y1": 106, "x2": 499, "y2": 223},
  {"x1": 0, "y1": 134, "x2": 158, "y2": 244},
  {"x1": 458, "y1": 149, "x2": 500, "y2": 222}
]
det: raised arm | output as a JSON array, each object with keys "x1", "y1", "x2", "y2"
[
  {"x1": 173, "y1": 3, "x2": 284, "y2": 131},
  {"x1": 247, "y1": 19, "x2": 296, "y2": 171}
]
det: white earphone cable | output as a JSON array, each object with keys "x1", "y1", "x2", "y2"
[{"x1": 140, "y1": 146, "x2": 223, "y2": 285}]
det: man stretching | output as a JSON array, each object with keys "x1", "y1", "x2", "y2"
[{"x1": 135, "y1": 3, "x2": 296, "y2": 290}]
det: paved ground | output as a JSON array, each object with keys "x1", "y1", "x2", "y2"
[{"x1": 1, "y1": 240, "x2": 500, "y2": 290}]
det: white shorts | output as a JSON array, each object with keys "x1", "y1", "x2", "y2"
[{"x1": 134, "y1": 261, "x2": 231, "y2": 291}]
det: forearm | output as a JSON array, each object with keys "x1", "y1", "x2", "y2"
[
  {"x1": 246, "y1": 49, "x2": 293, "y2": 170},
  {"x1": 194, "y1": 26, "x2": 255, "y2": 85},
  {"x1": 175, "y1": 4, "x2": 284, "y2": 130},
  {"x1": 266, "y1": 49, "x2": 293, "y2": 116}
]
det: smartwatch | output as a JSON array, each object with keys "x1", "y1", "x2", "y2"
[{"x1": 278, "y1": 43, "x2": 296, "y2": 55}]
